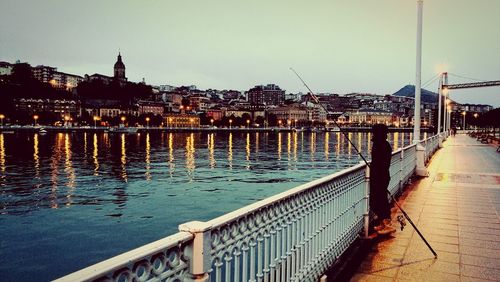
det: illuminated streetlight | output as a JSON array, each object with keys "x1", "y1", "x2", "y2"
[
  {"x1": 93, "y1": 116, "x2": 100, "y2": 128},
  {"x1": 229, "y1": 119, "x2": 233, "y2": 129},
  {"x1": 168, "y1": 117, "x2": 173, "y2": 128},
  {"x1": 33, "y1": 115, "x2": 39, "y2": 126},
  {"x1": 189, "y1": 118, "x2": 194, "y2": 128},
  {"x1": 146, "y1": 117, "x2": 150, "y2": 128},
  {"x1": 246, "y1": 119, "x2": 250, "y2": 128},
  {"x1": 278, "y1": 120, "x2": 282, "y2": 127},
  {"x1": 210, "y1": 118, "x2": 214, "y2": 127},
  {"x1": 294, "y1": 119, "x2": 298, "y2": 128},
  {"x1": 462, "y1": 111, "x2": 466, "y2": 130},
  {"x1": 121, "y1": 116, "x2": 126, "y2": 127},
  {"x1": 0, "y1": 114, "x2": 4, "y2": 127}
]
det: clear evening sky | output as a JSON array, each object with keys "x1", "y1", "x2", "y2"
[{"x1": 1, "y1": 0, "x2": 499, "y2": 107}]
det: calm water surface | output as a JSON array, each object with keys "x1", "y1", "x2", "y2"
[{"x1": 0, "y1": 131, "x2": 419, "y2": 281}]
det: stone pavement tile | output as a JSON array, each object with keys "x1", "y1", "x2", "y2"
[
  {"x1": 460, "y1": 264, "x2": 500, "y2": 281},
  {"x1": 398, "y1": 259, "x2": 460, "y2": 275},
  {"x1": 418, "y1": 227, "x2": 458, "y2": 237},
  {"x1": 459, "y1": 238, "x2": 500, "y2": 250},
  {"x1": 407, "y1": 240, "x2": 458, "y2": 254},
  {"x1": 459, "y1": 245, "x2": 500, "y2": 259},
  {"x1": 350, "y1": 273, "x2": 394, "y2": 282},
  {"x1": 459, "y1": 231, "x2": 500, "y2": 242},
  {"x1": 420, "y1": 212, "x2": 458, "y2": 220},
  {"x1": 459, "y1": 216, "x2": 499, "y2": 224},
  {"x1": 376, "y1": 244, "x2": 407, "y2": 256},
  {"x1": 365, "y1": 252, "x2": 404, "y2": 266},
  {"x1": 424, "y1": 234, "x2": 459, "y2": 245},
  {"x1": 460, "y1": 276, "x2": 497, "y2": 282},
  {"x1": 458, "y1": 210, "x2": 498, "y2": 217},
  {"x1": 358, "y1": 261, "x2": 400, "y2": 278},
  {"x1": 461, "y1": 254, "x2": 500, "y2": 269},
  {"x1": 420, "y1": 222, "x2": 458, "y2": 231},
  {"x1": 459, "y1": 226, "x2": 499, "y2": 235},
  {"x1": 458, "y1": 220, "x2": 500, "y2": 229},
  {"x1": 396, "y1": 267, "x2": 460, "y2": 282},
  {"x1": 403, "y1": 250, "x2": 459, "y2": 264},
  {"x1": 376, "y1": 236, "x2": 411, "y2": 248}
]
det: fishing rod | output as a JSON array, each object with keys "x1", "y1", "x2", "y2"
[{"x1": 290, "y1": 68, "x2": 437, "y2": 258}]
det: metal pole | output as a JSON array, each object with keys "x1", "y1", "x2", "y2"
[
  {"x1": 413, "y1": 0, "x2": 424, "y2": 143},
  {"x1": 437, "y1": 74, "x2": 443, "y2": 134},
  {"x1": 463, "y1": 112, "x2": 466, "y2": 130}
]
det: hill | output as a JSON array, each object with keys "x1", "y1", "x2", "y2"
[{"x1": 393, "y1": 85, "x2": 438, "y2": 104}]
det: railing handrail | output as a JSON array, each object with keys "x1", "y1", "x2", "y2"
[
  {"x1": 55, "y1": 231, "x2": 194, "y2": 282},
  {"x1": 207, "y1": 162, "x2": 367, "y2": 229}
]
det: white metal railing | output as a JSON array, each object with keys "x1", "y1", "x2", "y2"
[{"x1": 57, "y1": 134, "x2": 441, "y2": 282}]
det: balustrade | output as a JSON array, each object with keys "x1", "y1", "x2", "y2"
[{"x1": 57, "y1": 134, "x2": 441, "y2": 282}]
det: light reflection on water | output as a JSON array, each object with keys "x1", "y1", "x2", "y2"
[{"x1": 0, "y1": 130, "x2": 420, "y2": 281}]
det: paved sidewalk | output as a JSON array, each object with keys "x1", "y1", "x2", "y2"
[{"x1": 351, "y1": 134, "x2": 500, "y2": 281}]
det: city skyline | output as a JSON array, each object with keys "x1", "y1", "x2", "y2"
[{"x1": 1, "y1": 0, "x2": 499, "y2": 107}]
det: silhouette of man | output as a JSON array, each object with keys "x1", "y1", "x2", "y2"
[{"x1": 370, "y1": 124, "x2": 396, "y2": 235}]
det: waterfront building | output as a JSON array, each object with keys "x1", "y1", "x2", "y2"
[
  {"x1": 347, "y1": 108, "x2": 394, "y2": 125},
  {"x1": 32, "y1": 65, "x2": 57, "y2": 84},
  {"x1": 14, "y1": 98, "x2": 80, "y2": 118},
  {"x1": 247, "y1": 84, "x2": 285, "y2": 106},
  {"x1": 164, "y1": 114, "x2": 200, "y2": 128},
  {"x1": 84, "y1": 53, "x2": 128, "y2": 85},
  {"x1": 206, "y1": 109, "x2": 224, "y2": 121},
  {"x1": 53, "y1": 71, "x2": 84, "y2": 90},
  {"x1": 0, "y1": 61, "x2": 13, "y2": 76},
  {"x1": 137, "y1": 100, "x2": 165, "y2": 116},
  {"x1": 189, "y1": 95, "x2": 210, "y2": 112},
  {"x1": 268, "y1": 103, "x2": 310, "y2": 124}
]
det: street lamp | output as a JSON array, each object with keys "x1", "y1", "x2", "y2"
[
  {"x1": 278, "y1": 120, "x2": 282, "y2": 127},
  {"x1": 33, "y1": 115, "x2": 39, "y2": 126},
  {"x1": 246, "y1": 119, "x2": 250, "y2": 128},
  {"x1": 294, "y1": 119, "x2": 298, "y2": 128},
  {"x1": 64, "y1": 115, "x2": 70, "y2": 127},
  {"x1": 474, "y1": 113, "x2": 478, "y2": 130},
  {"x1": 229, "y1": 119, "x2": 233, "y2": 129},
  {"x1": 462, "y1": 111, "x2": 466, "y2": 130},
  {"x1": 121, "y1": 116, "x2": 126, "y2": 127},
  {"x1": 93, "y1": 116, "x2": 100, "y2": 128},
  {"x1": 189, "y1": 118, "x2": 194, "y2": 129},
  {"x1": 146, "y1": 117, "x2": 150, "y2": 128},
  {"x1": 210, "y1": 118, "x2": 214, "y2": 127},
  {"x1": 0, "y1": 114, "x2": 4, "y2": 127},
  {"x1": 168, "y1": 117, "x2": 173, "y2": 128}
]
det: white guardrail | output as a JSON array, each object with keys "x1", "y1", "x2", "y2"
[{"x1": 56, "y1": 135, "x2": 441, "y2": 282}]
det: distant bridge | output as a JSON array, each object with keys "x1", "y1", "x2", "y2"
[{"x1": 442, "y1": 80, "x2": 500, "y2": 90}]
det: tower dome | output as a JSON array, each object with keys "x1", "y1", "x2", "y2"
[{"x1": 114, "y1": 52, "x2": 126, "y2": 80}]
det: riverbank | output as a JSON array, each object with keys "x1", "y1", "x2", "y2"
[{"x1": 0, "y1": 125, "x2": 433, "y2": 133}]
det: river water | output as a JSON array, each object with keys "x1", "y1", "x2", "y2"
[{"x1": 0, "y1": 130, "x2": 419, "y2": 281}]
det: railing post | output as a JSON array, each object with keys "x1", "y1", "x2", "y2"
[
  {"x1": 363, "y1": 163, "x2": 370, "y2": 238},
  {"x1": 399, "y1": 148, "x2": 404, "y2": 193},
  {"x1": 438, "y1": 132, "x2": 444, "y2": 148},
  {"x1": 179, "y1": 221, "x2": 212, "y2": 282},
  {"x1": 415, "y1": 143, "x2": 427, "y2": 176}
]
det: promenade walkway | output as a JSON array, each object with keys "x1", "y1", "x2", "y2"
[{"x1": 351, "y1": 134, "x2": 500, "y2": 281}]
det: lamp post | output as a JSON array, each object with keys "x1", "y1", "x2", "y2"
[
  {"x1": 462, "y1": 111, "x2": 466, "y2": 130},
  {"x1": 294, "y1": 119, "x2": 298, "y2": 128},
  {"x1": 64, "y1": 115, "x2": 70, "y2": 127},
  {"x1": 229, "y1": 119, "x2": 233, "y2": 129},
  {"x1": 168, "y1": 117, "x2": 173, "y2": 128},
  {"x1": 413, "y1": 0, "x2": 424, "y2": 143},
  {"x1": 474, "y1": 113, "x2": 478, "y2": 130},
  {"x1": 146, "y1": 117, "x2": 150, "y2": 128},
  {"x1": 33, "y1": 115, "x2": 39, "y2": 126},
  {"x1": 0, "y1": 114, "x2": 4, "y2": 127},
  {"x1": 246, "y1": 119, "x2": 250, "y2": 129},
  {"x1": 93, "y1": 116, "x2": 99, "y2": 128},
  {"x1": 189, "y1": 118, "x2": 194, "y2": 129},
  {"x1": 210, "y1": 118, "x2": 214, "y2": 128},
  {"x1": 121, "y1": 116, "x2": 126, "y2": 127},
  {"x1": 278, "y1": 120, "x2": 282, "y2": 128}
]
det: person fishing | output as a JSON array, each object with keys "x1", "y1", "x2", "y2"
[{"x1": 370, "y1": 124, "x2": 396, "y2": 236}]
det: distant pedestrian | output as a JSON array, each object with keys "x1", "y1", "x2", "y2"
[{"x1": 370, "y1": 124, "x2": 396, "y2": 236}]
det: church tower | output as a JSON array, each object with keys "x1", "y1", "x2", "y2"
[{"x1": 114, "y1": 52, "x2": 126, "y2": 81}]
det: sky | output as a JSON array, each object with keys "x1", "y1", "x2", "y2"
[{"x1": 1, "y1": 0, "x2": 499, "y2": 107}]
